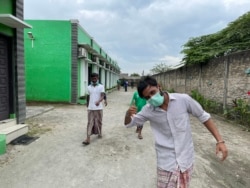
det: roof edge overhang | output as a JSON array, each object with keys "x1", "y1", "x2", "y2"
[
  {"x1": 78, "y1": 43, "x2": 116, "y2": 66},
  {"x1": 78, "y1": 43, "x2": 98, "y2": 55},
  {"x1": 0, "y1": 14, "x2": 32, "y2": 28}
]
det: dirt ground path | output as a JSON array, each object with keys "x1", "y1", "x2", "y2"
[{"x1": 0, "y1": 89, "x2": 249, "y2": 188}]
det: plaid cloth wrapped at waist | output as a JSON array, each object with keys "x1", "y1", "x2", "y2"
[{"x1": 157, "y1": 165, "x2": 193, "y2": 188}]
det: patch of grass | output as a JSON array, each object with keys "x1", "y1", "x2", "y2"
[{"x1": 26, "y1": 123, "x2": 52, "y2": 137}]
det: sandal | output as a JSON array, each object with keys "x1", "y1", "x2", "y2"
[
  {"x1": 138, "y1": 135, "x2": 143, "y2": 139},
  {"x1": 82, "y1": 141, "x2": 90, "y2": 145},
  {"x1": 98, "y1": 135, "x2": 102, "y2": 138}
]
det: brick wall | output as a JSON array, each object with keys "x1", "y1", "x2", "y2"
[{"x1": 154, "y1": 50, "x2": 250, "y2": 107}]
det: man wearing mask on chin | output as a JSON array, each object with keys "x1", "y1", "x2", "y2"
[
  {"x1": 124, "y1": 76, "x2": 228, "y2": 188},
  {"x1": 82, "y1": 73, "x2": 105, "y2": 145}
]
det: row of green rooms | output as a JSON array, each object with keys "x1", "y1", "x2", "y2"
[{"x1": 24, "y1": 20, "x2": 121, "y2": 104}]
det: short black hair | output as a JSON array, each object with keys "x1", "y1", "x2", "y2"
[
  {"x1": 137, "y1": 76, "x2": 158, "y2": 98},
  {"x1": 91, "y1": 73, "x2": 99, "y2": 77}
]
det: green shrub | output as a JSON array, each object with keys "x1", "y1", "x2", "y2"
[
  {"x1": 167, "y1": 88, "x2": 175, "y2": 93},
  {"x1": 191, "y1": 90, "x2": 250, "y2": 128},
  {"x1": 224, "y1": 99, "x2": 250, "y2": 127}
]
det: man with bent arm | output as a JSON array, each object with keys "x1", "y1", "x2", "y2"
[{"x1": 124, "y1": 76, "x2": 228, "y2": 188}]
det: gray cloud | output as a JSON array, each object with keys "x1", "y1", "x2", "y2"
[{"x1": 24, "y1": 0, "x2": 250, "y2": 74}]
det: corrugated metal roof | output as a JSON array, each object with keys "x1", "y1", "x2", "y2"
[{"x1": 170, "y1": 63, "x2": 185, "y2": 70}]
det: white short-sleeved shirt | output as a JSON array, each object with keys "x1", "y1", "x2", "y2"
[
  {"x1": 126, "y1": 93, "x2": 211, "y2": 172},
  {"x1": 87, "y1": 83, "x2": 105, "y2": 110}
]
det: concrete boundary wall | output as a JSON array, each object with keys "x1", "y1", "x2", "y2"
[{"x1": 154, "y1": 50, "x2": 250, "y2": 108}]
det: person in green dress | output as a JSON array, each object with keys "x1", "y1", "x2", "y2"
[{"x1": 130, "y1": 90, "x2": 147, "y2": 139}]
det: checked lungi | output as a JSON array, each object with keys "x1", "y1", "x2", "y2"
[{"x1": 157, "y1": 165, "x2": 193, "y2": 188}]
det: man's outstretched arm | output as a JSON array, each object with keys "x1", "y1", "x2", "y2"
[{"x1": 204, "y1": 119, "x2": 228, "y2": 161}]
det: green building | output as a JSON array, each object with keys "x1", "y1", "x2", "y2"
[
  {"x1": 0, "y1": 0, "x2": 31, "y2": 144},
  {"x1": 24, "y1": 19, "x2": 120, "y2": 104}
]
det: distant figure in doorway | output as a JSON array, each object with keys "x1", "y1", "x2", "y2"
[
  {"x1": 117, "y1": 79, "x2": 121, "y2": 91},
  {"x1": 130, "y1": 90, "x2": 147, "y2": 139},
  {"x1": 131, "y1": 80, "x2": 135, "y2": 89},
  {"x1": 124, "y1": 80, "x2": 128, "y2": 92},
  {"x1": 82, "y1": 73, "x2": 105, "y2": 145}
]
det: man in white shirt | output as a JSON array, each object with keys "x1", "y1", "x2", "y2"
[
  {"x1": 124, "y1": 76, "x2": 228, "y2": 188},
  {"x1": 82, "y1": 73, "x2": 105, "y2": 145}
]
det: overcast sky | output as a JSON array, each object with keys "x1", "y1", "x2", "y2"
[{"x1": 24, "y1": 0, "x2": 250, "y2": 75}]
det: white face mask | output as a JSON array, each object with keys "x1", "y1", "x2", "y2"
[
  {"x1": 91, "y1": 80, "x2": 99, "y2": 85},
  {"x1": 147, "y1": 92, "x2": 164, "y2": 107}
]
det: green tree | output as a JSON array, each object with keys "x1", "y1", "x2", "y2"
[
  {"x1": 130, "y1": 73, "x2": 140, "y2": 77},
  {"x1": 150, "y1": 62, "x2": 172, "y2": 74},
  {"x1": 181, "y1": 11, "x2": 250, "y2": 65}
]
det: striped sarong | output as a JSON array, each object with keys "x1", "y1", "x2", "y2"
[
  {"x1": 87, "y1": 110, "x2": 103, "y2": 136},
  {"x1": 157, "y1": 165, "x2": 193, "y2": 188}
]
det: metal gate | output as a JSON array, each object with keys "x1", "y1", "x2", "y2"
[{"x1": 0, "y1": 35, "x2": 10, "y2": 121}]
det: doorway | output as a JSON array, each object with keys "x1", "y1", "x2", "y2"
[{"x1": 0, "y1": 34, "x2": 10, "y2": 121}]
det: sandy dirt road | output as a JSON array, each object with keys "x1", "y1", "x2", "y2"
[{"x1": 0, "y1": 89, "x2": 249, "y2": 188}]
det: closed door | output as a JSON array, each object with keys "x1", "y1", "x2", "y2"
[
  {"x1": 79, "y1": 60, "x2": 88, "y2": 96},
  {"x1": 0, "y1": 35, "x2": 10, "y2": 121}
]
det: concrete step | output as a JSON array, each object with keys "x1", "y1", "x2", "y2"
[
  {"x1": 0, "y1": 119, "x2": 17, "y2": 130},
  {"x1": 0, "y1": 124, "x2": 28, "y2": 144}
]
